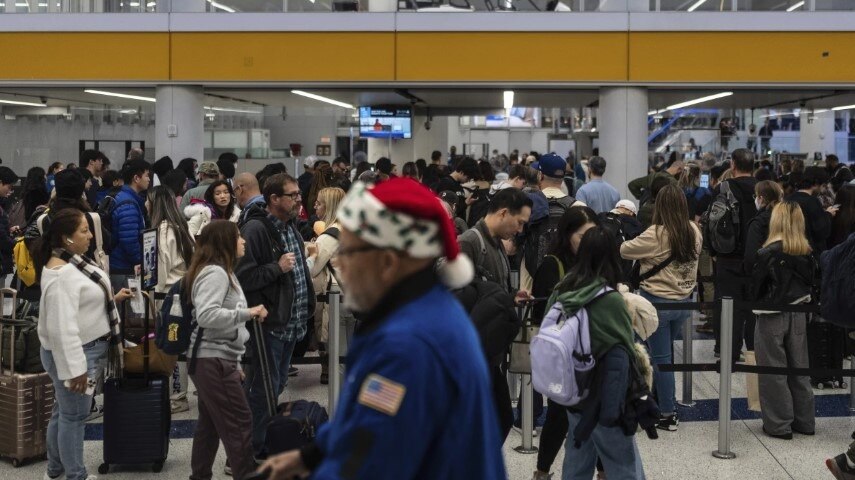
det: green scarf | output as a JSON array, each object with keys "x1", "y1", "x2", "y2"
[{"x1": 547, "y1": 278, "x2": 636, "y2": 359}]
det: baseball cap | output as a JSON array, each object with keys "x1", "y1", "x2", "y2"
[
  {"x1": 304, "y1": 155, "x2": 318, "y2": 168},
  {"x1": 438, "y1": 190, "x2": 459, "y2": 208},
  {"x1": 532, "y1": 153, "x2": 567, "y2": 179},
  {"x1": 198, "y1": 161, "x2": 220, "y2": 177},
  {"x1": 615, "y1": 199, "x2": 638, "y2": 215}
]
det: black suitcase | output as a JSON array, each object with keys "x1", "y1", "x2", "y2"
[
  {"x1": 808, "y1": 318, "x2": 847, "y2": 389},
  {"x1": 99, "y1": 295, "x2": 171, "y2": 474}
]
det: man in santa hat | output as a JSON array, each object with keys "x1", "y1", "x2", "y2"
[{"x1": 258, "y1": 178, "x2": 507, "y2": 480}]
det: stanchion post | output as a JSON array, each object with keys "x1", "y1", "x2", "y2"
[
  {"x1": 678, "y1": 291, "x2": 697, "y2": 407},
  {"x1": 849, "y1": 356, "x2": 855, "y2": 413},
  {"x1": 514, "y1": 374, "x2": 538, "y2": 454},
  {"x1": 509, "y1": 270, "x2": 521, "y2": 402},
  {"x1": 713, "y1": 297, "x2": 736, "y2": 460},
  {"x1": 328, "y1": 290, "x2": 342, "y2": 419}
]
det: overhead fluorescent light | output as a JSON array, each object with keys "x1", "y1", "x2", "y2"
[
  {"x1": 146, "y1": 1, "x2": 155, "y2": 5},
  {"x1": 15, "y1": 2, "x2": 29, "y2": 6},
  {"x1": 687, "y1": 0, "x2": 706, "y2": 12},
  {"x1": 503, "y1": 91, "x2": 514, "y2": 110},
  {"x1": 0, "y1": 98, "x2": 46, "y2": 107},
  {"x1": 786, "y1": 1, "x2": 804, "y2": 11},
  {"x1": 119, "y1": 109, "x2": 138, "y2": 114},
  {"x1": 665, "y1": 91, "x2": 732, "y2": 111},
  {"x1": 129, "y1": 1, "x2": 139, "y2": 5},
  {"x1": 85, "y1": 89, "x2": 156, "y2": 102},
  {"x1": 291, "y1": 90, "x2": 354, "y2": 109},
  {"x1": 647, "y1": 110, "x2": 660, "y2": 116},
  {"x1": 832, "y1": 104, "x2": 855, "y2": 111},
  {"x1": 205, "y1": 106, "x2": 262, "y2": 114},
  {"x1": 207, "y1": 0, "x2": 235, "y2": 12}
]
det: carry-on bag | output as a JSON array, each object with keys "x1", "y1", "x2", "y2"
[
  {"x1": 808, "y1": 317, "x2": 847, "y2": 389},
  {"x1": 508, "y1": 303, "x2": 538, "y2": 375},
  {"x1": 265, "y1": 400, "x2": 329, "y2": 456},
  {"x1": 0, "y1": 288, "x2": 43, "y2": 374},
  {"x1": 99, "y1": 297, "x2": 170, "y2": 474},
  {"x1": 0, "y1": 319, "x2": 54, "y2": 467}
]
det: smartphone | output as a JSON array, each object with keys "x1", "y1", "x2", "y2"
[
  {"x1": 64, "y1": 377, "x2": 96, "y2": 396},
  {"x1": 700, "y1": 174, "x2": 710, "y2": 189}
]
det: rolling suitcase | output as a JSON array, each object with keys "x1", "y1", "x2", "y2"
[
  {"x1": 0, "y1": 317, "x2": 54, "y2": 467},
  {"x1": 99, "y1": 297, "x2": 170, "y2": 474},
  {"x1": 808, "y1": 317, "x2": 847, "y2": 389},
  {"x1": 0, "y1": 288, "x2": 44, "y2": 374}
]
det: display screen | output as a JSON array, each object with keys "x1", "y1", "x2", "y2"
[{"x1": 359, "y1": 107, "x2": 413, "y2": 139}]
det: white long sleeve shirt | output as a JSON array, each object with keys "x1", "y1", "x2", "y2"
[{"x1": 38, "y1": 264, "x2": 110, "y2": 380}]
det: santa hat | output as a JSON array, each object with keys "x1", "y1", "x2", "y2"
[{"x1": 338, "y1": 178, "x2": 474, "y2": 289}]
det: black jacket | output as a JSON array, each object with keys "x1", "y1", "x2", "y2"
[
  {"x1": 743, "y1": 207, "x2": 772, "y2": 273},
  {"x1": 787, "y1": 191, "x2": 832, "y2": 254},
  {"x1": 750, "y1": 241, "x2": 816, "y2": 307},
  {"x1": 0, "y1": 199, "x2": 14, "y2": 275},
  {"x1": 236, "y1": 202, "x2": 316, "y2": 331},
  {"x1": 454, "y1": 278, "x2": 521, "y2": 367}
]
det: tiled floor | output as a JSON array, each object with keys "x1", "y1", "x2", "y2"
[{"x1": 4, "y1": 333, "x2": 855, "y2": 479}]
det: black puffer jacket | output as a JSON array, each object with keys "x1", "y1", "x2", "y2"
[
  {"x1": 750, "y1": 241, "x2": 816, "y2": 306},
  {"x1": 743, "y1": 207, "x2": 772, "y2": 273},
  {"x1": 454, "y1": 278, "x2": 521, "y2": 366}
]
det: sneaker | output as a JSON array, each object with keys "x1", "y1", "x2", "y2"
[
  {"x1": 43, "y1": 473, "x2": 65, "y2": 480},
  {"x1": 696, "y1": 322, "x2": 714, "y2": 334},
  {"x1": 171, "y1": 397, "x2": 190, "y2": 414},
  {"x1": 762, "y1": 427, "x2": 792, "y2": 440},
  {"x1": 512, "y1": 425, "x2": 538, "y2": 437},
  {"x1": 224, "y1": 460, "x2": 232, "y2": 476},
  {"x1": 828, "y1": 454, "x2": 855, "y2": 480},
  {"x1": 531, "y1": 471, "x2": 553, "y2": 480},
  {"x1": 288, "y1": 367, "x2": 299, "y2": 377},
  {"x1": 656, "y1": 413, "x2": 679, "y2": 432},
  {"x1": 86, "y1": 404, "x2": 104, "y2": 422}
]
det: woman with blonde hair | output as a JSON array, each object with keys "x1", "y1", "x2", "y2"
[
  {"x1": 750, "y1": 202, "x2": 816, "y2": 440},
  {"x1": 306, "y1": 187, "x2": 346, "y2": 384},
  {"x1": 620, "y1": 184, "x2": 701, "y2": 432}
]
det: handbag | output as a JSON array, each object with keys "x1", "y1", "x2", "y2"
[
  {"x1": 508, "y1": 304, "x2": 538, "y2": 374},
  {"x1": 745, "y1": 350, "x2": 761, "y2": 412},
  {"x1": 123, "y1": 291, "x2": 177, "y2": 376}
]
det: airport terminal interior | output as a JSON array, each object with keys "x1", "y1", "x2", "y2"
[{"x1": 3, "y1": 1, "x2": 855, "y2": 480}]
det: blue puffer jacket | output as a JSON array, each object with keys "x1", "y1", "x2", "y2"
[{"x1": 109, "y1": 185, "x2": 147, "y2": 272}]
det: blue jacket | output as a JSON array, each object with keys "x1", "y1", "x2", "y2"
[
  {"x1": 109, "y1": 185, "x2": 147, "y2": 272},
  {"x1": 303, "y1": 269, "x2": 506, "y2": 480}
]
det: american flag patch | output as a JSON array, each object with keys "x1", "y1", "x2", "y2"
[{"x1": 357, "y1": 374, "x2": 407, "y2": 416}]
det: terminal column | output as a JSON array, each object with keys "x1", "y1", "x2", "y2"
[
  {"x1": 598, "y1": 87, "x2": 649, "y2": 200},
  {"x1": 799, "y1": 110, "x2": 836, "y2": 160},
  {"x1": 155, "y1": 86, "x2": 205, "y2": 163}
]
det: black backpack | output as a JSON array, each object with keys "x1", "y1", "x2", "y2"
[
  {"x1": 820, "y1": 232, "x2": 855, "y2": 328},
  {"x1": 467, "y1": 190, "x2": 493, "y2": 228},
  {"x1": 702, "y1": 180, "x2": 741, "y2": 255},
  {"x1": 265, "y1": 400, "x2": 329, "y2": 456},
  {"x1": 523, "y1": 196, "x2": 575, "y2": 276}
]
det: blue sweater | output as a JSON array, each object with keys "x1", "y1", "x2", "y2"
[
  {"x1": 308, "y1": 272, "x2": 506, "y2": 480},
  {"x1": 109, "y1": 186, "x2": 147, "y2": 272}
]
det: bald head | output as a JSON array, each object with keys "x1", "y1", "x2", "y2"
[{"x1": 235, "y1": 172, "x2": 261, "y2": 208}]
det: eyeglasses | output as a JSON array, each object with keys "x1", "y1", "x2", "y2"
[
  {"x1": 280, "y1": 191, "x2": 301, "y2": 200},
  {"x1": 337, "y1": 245, "x2": 386, "y2": 257}
]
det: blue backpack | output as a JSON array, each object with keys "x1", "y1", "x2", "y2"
[{"x1": 155, "y1": 281, "x2": 203, "y2": 363}]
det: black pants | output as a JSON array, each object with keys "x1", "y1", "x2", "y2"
[
  {"x1": 713, "y1": 257, "x2": 754, "y2": 362},
  {"x1": 490, "y1": 366, "x2": 514, "y2": 443},
  {"x1": 536, "y1": 399, "x2": 570, "y2": 473}
]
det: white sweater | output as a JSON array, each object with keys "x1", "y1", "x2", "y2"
[
  {"x1": 155, "y1": 221, "x2": 190, "y2": 294},
  {"x1": 38, "y1": 264, "x2": 110, "y2": 380}
]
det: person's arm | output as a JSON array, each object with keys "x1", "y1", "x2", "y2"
[
  {"x1": 619, "y1": 226, "x2": 658, "y2": 260},
  {"x1": 44, "y1": 272, "x2": 86, "y2": 380},
  {"x1": 628, "y1": 174, "x2": 648, "y2": 200},
  {"x1": 743, "y1": 219, "x2": 764, "y2": 274},
  {"x1": 457, "y1": 231, "x2": 478, "y2": 268},
  {"x1": 235, "y1": 222, "x2": 284, "y2": 294},
  {"x1": 192, "y1": 267, "x2": 251, "y2": 329},
  {"x1": 301, "y1": 340, "x2": 446, "y2": 479},
  {"x1": 812, "y1": 199, "x2": 833, "y2": 245},
  {"x1": 531, "y1": 256, "x2": 560, "y2": 322},
  {"x1": 309, "y1": 234, "x2": 337, "y2": 278}
]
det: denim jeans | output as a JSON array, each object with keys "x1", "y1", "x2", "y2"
[
  {"x1": 246, "y1": 327, "x2": 298, "y2": 455},
  {"x1": 41, "y1": 340, "x2": 108, "y2": 480},
  {"x1": 562, "y1": 411, "x2": 646, "y2": 480},
  {"x1": 640, "y1": 289, "x2": 692, "y2": 414}
]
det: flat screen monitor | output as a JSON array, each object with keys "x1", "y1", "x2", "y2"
[{"x1": 359, "y1": 106, "x2": 413, "y2": 139}]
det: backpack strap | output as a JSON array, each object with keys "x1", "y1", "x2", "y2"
[
  {"x1": 471, "y1": 227, "x2": 488, "y2": 260},
  {"x1": 639, "y1": 253, "x2": 676, "y2": 283},
  {"x1": 187, "y1": 326, "x2": 205, "y2": 376},
  {"x1": 321, "y1": 227, "x2": 340, "y2": 240},
  {"x1": 547, "y1": 254, "x2": 565, "y2": 280},
  {"x1": 89, "y1": 212, "x2": 104, "y2": 254}
]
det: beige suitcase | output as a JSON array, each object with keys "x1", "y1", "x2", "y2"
[{"x1": 0, "y1": 320, "x2": 54, "y2": 467}]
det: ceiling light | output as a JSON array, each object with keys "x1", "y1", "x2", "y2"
[
  {"x1": 37, "y1": 2, "x2": 47, "y2": 6},
  {"x1": 0, "y1": 98, "x2": 46, "y2": 107},
  {"x1": 291, "y1": 90, "x2": 354, "y2": 109},
  {"x1": 205, "y1": 106, "x2": 262, "y2": 114},
  {"x1": 647, "y1": 110, "x2": 660, "y2": 115},
  {"x1": 665, "y1": 91, "x2": 732, "y2": 111},
  {"x1": 503, "y1": 91, "x2": 514, "y2": 110},
  {"x1": 15, "y1": 2, "x2": 29, "y2": 6},
  {"x1": 687, "y1": 0, "x2": 706, "y2": 12},
  {"x1": 207, "y1": 0, "x2": 235, "y2": 12},
  {"x1": 146, "y1": 1, "x2": 155, "y2": 5},
  {"x1": 832, "y1": 104, "x2": 855, "y2": 111},
  {"x1": 786, "y1": 1, "x2": 804, "y2": 11},
  {"x1": 119, "y1": 109, "x2": 138, "y2": 114},
  {"x1": 129, "y1": 1, "x2": 139, "y2": 5},
  {"x1": 85, "y1": 90, "x2": 156, "y2": 102}
]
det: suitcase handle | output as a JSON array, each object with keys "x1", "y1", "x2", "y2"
[
  {"x1": 0, "y1": 321, "x2": 18, "y2": 376},
  {"x1": 0, "y1": 287, "x2": 17, "y2": 320}
]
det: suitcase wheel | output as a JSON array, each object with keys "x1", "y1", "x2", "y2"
[
  {"x1": 153, "y1": 462, "x2": 164, "y2": 473},
  {"x1": 11, "y1": 458, "x2": 20, "y2": 468},
  {"x1": 98, "y1": 463, "x2": 110, "y2": 474}
]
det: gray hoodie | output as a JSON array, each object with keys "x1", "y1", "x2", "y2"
[{"x1": 190, "y1": 265, "x2": 251, "y2": 363}]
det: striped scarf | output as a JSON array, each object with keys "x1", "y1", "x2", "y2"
[{"x1": 53, "y1": 248, "x2": 124, "y2": 377}]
